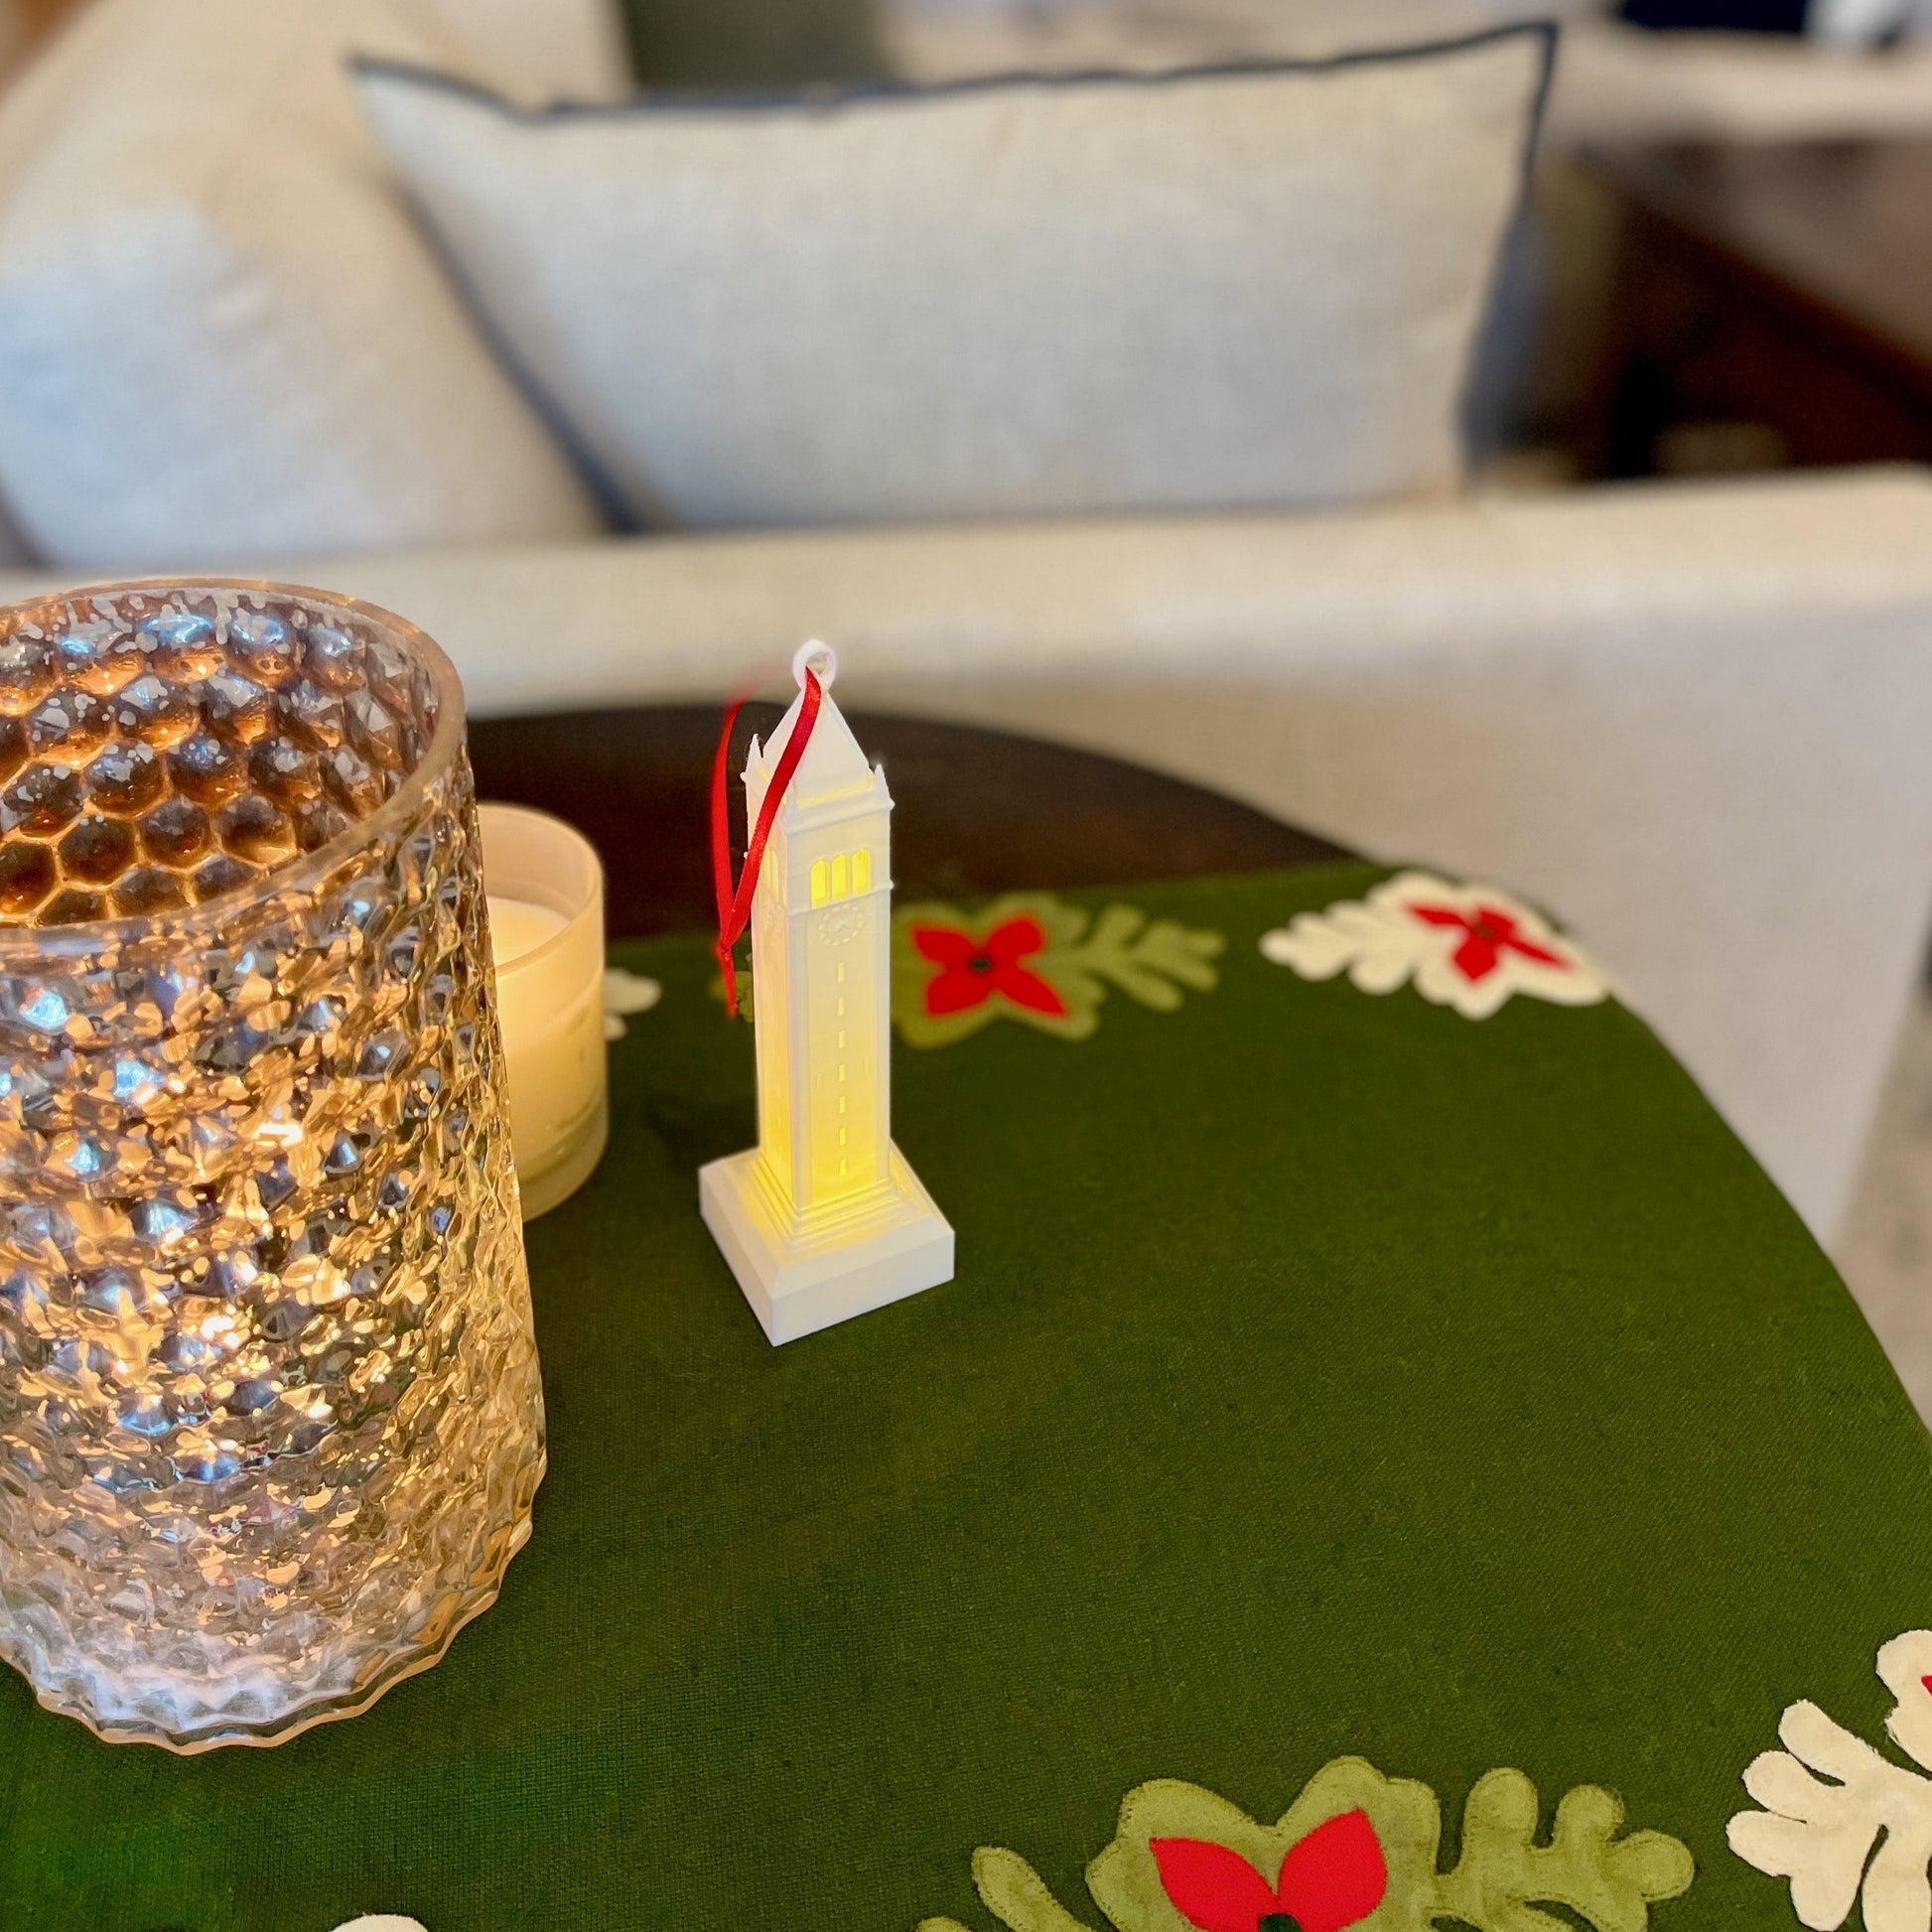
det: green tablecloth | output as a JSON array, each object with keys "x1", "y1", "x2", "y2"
[{"x1": 3, "y1": 862, "x2": 1927, "y2": 1932}]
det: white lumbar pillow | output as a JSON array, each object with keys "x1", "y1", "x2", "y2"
[
  {"x1": 0, "y1": 0, "x2": 606, "y2": 569},
  {"x1": 356, "y1": 30, "x2": 1550, "y2": 531}
]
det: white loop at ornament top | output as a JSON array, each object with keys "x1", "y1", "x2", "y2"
[{"x1": 792, "y1": 640, "x2": 837, "y2": 691}]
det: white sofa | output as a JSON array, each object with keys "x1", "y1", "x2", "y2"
[
  {"x1": 886, "y1": 0, "x2": 1932, "y2": 144},
  {"x1": 3, "y1": 0, "x2": 1932, "y2": 1245}
]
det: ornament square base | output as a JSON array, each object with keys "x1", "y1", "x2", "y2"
[{"x1": 700, "y1": 1145, "x2": 954, "y2": 1344}]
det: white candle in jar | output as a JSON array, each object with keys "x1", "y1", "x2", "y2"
[
  {"x1": 479, "y1": 803, "x2": 608, "y2": 1220},
  {"x1": 486, "y1": 896, "x2": 568, "y2": 964}
]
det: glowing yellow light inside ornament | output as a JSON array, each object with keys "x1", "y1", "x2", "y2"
[
  {"x1": 744, "y1": 700, "x2": 893, "y2": 1206},
  {"x1": 808, "y1": 850, "x2": 872, "y2": 912}
]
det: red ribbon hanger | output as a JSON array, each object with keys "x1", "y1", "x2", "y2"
[{"x1": 711, "y1": 664, "x2": 824, "y2": 1018}]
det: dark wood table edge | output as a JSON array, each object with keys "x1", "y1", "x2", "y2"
[{"x1": 469, "y1": 705, "x2": 1357, "y2": 941}]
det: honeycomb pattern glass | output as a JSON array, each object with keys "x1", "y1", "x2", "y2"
[{"x1": 0, "y1": 581, "x2": 544, "y2": 1750}]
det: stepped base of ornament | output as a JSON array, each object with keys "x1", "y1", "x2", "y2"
[{"x1": 700, "y1": 1145, "x2": 955, "y2": 1344}]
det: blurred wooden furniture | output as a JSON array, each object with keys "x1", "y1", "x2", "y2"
[
  {"x1": 1580, "y1": 139, "x2": 1932, "y2": 476},
  {"x1": 0, "y1": 0, "x2": 76, "y2": 80},
  {"x1": 14, "y1": 0, "x2": 79, "y2": 44}
]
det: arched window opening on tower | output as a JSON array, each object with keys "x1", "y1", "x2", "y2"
[{"x1": 810, "y1": 847, "x2": 873, "y2": 907}]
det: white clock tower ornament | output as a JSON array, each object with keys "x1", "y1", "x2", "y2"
[{"x1": 700, "y1": 644, "x2": 955, "y2": 1344}]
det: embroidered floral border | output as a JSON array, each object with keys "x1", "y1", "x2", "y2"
[
  {"x1": 894, "y1": 893, "x2": 1224, "y2": 1047},
  {"x1": 1730, "y1": 1627, "x2": 1932, "y2": 1931},
  {"x1": 1260, "y1": 871, "x2": 1608, "y2": 1021},
  {"x1": 918, "y1": 1759, "x2": 1692, "y2": 1932}
]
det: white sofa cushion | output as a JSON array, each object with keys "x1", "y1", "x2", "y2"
[
  {"x1": 356, "y1": 28, "x2": 1551, "y2": 530},
  {"x1": 0, "y1": 0, "x2": 607, "y2": 570},
  {"x1": 884, "y1": 4, "x2": 1932, "y2": 147},
  {"x1": 886, "y1": 0, "x2": 1600, "y2": 81},
  {"x1": 0, "y1": 491, "x2": 31, "y2": 569},
  {"x1": 392, "y1": 0, "x2": 631, "y2": 104}
]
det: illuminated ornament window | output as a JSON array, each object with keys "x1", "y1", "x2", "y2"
[{"x1": 811, "y1": 847, "x2": 872, "y2": 907}]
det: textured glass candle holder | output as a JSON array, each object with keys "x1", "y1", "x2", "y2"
[{"x1": 0, "y1": 580, "x2": 544, "y2": 1751}]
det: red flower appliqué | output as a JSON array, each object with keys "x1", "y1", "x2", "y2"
[
  {"x1": 1406, "y1": 899, "x2": 1569, "y2": 985},
  {"x1": 909, "y1": 915, "x2": 1069, "y2": 1020},
  {"x1": 1152, "y1": 1810, "x2": 1388, "y2": 1932}
]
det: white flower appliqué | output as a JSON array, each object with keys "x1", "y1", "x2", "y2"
[
  {"x1": 1729, "y1": 1629, "x2": 1932, "y2": 1930},
  {"x1": 1259, "y1": 870, "x2": 1608, "y2": 1021},
  {"x1": 329, "y1": 1918, "x2": 427, "y2": 1931},
  {"x1": 603, "y1": 966, "x2": 662, "y2": 1042}
]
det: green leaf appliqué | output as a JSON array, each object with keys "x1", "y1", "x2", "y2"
[
  {"x1": 916, "y1": 1760, "x2": 1693, "y2": 1932},
  {"x1": 895, "y1": 894, "x2": 1224, "y2": 1047}
]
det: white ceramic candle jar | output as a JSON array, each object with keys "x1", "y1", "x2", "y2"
[{"x1": 478, "y1": 804, "x2": 607, "y2": 1219}]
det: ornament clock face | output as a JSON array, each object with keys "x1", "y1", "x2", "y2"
[{"x1": 818, "y1": 904, "x2": 868, "y2": 945}]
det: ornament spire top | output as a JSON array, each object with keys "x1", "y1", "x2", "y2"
[
  {"x1": 763, "y1": 639, "x2": 873, "y2": 807},
  {"x1": 793, "y1": 639, "x2": 836, "y2": 690}
]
